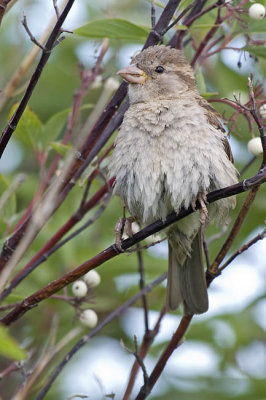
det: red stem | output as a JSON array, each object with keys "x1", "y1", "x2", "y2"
[
  {"x1": 6, "y1": 178, "x2": 114, "y2": 295},
  {"x1": 135, "y1": 315, "x2": 193, "y2": 400}
]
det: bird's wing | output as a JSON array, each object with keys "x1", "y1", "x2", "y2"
[{"x1": 197, "y1": 97, "x2": 234, "y2": 163}]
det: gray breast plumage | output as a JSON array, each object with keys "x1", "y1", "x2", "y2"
[{"x1": 108, "y1": 98, "x2": 237, "y2": 224}]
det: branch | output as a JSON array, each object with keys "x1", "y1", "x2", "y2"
[
  {"x1": 0, "y1": 0, "x2": 182, "y2": 274},
  {"x1": 135, "y1": 315, "x2": 191, "y2": 400},
  {"x1": 22, "y1": 14, "x2": 46, "y2": 50},
  {"x1": 209, "y1": 186, "x2": 259, "y2": 274},
  {"x1": 0, "y1": 42, "x2": 108, "y2": 274},
  {"x1": 121, "y1": 336, "x2": 149, "y2": 389},
  {"x1": 246, "y1": 78, "x2": 265, "y2": 166},
  {"x1": 191, "y1": 4, "x2": 223, "y2": 67},
  {"x1": 151, "y1": 0, "x2": 156, "y2": 29},
  {"x1": 34, "y1": 273, "x2": 167, "y2": 400},
  {"x1": 123, "y1": 307, "x2": 166, "y2": 400},
  {"x1": 1, "y1": 169, "x2": 265, "y2": 326},
  {"x1": 220, "y1": 228, "x2": 266, "y2": 272},
  {"x1": 173, "y1": 0, "x2": 214, "y2": 48},
  {"x1": 162, "y1": 0, "x2": 196, "y2": 34},
  {"x1": 0, "y1": 0, "x2": 70, "y2": 112},
  {"x1": 0, "y1": 0, "x2": 12, "y2": 25},
  {"x1": 0, "y1": 180, "x2": 113, "y2": 302},
  {"x1": 0, "y1": 0, "x2": 76, "y2": 157}
]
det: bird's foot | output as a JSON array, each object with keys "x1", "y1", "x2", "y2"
[
  {"x1": 115, "y1": 216, "x2": 135, "y2": 252},
  {"x1": 191, "y1": 192, "x2": 208, "y2": 225}
]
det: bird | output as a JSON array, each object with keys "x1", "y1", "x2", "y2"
[{"x1": 108, "y1": 45, "x2": 238, "y2": 315}]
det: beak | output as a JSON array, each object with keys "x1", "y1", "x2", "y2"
[{"x1": 117, "y1": 64, "x2": 147, "y2": 84}]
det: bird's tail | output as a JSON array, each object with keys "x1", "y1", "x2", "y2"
[{"x1": 166, "y1": 229, "x2": 209, "y2": 315}]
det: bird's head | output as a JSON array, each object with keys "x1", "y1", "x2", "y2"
[{"x1": 117, "y1": 45, "x2": 197, "y2": 104}]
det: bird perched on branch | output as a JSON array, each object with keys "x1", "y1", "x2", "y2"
[{"x1": 108, "y1": 45, "x2": 238, "y2": 315}]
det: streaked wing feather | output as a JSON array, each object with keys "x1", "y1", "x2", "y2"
[{"x1": 197, "y1": 97, "x2": 234, "y2": 163}]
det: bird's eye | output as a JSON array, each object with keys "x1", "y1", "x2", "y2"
[{"x1": 155, "y1": 66, "x2": 165, "y2": 73}]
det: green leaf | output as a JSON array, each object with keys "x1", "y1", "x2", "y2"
[
  {"x1": 0, "y1": 174, "x2": 16, "y2": 222},
  {"x1": 41, "y1": 105, "x2": 93, "y2": 148},
  {"x1": 145, "y1": 0, "x2": 165, "y2": 8},
  {"x1": 179, "y1": 0, "x2": 193, "y2": 9},
  {"x1": 41, "y1": 108, "x2": 70, "y2": 147},
  {"x1": 75, "y1": 18, "x2": 150, "y2": 40},
  {"x1": 174, "y1": 25, "x2": 188, "y2": 31},
  {"x1": 243, "y1": 45, "x2": 266, "y2": 59},
  {"x1": 8, "y1": 104, "x2": 43, "y2": 149},
  {"x1": 202, "y1": 92, "x2": 219, "y2": 98},
  {"x1": 49, "y1": 141, "x2": 73, "y2": 156},
  {"x1": 191, "y1": 24, "x2": 220, "y2": 30},
  {"x1": 248, "y1": 20, "x2": 266, "y2": 32},
  {"x1": 0, "y1": 325, "x2": 27, "y2": 361}
]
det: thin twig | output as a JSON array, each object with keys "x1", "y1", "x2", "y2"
[
  {"x1": 151, "y1": 0, "x2": 156, "y2": 28},
  {"x1": 0, "y1": 189, "x2": 111, "y2": 302},
  {"x1": 173, "y1": 0, "x2": 217, "y2": 49},
  {"x1": 0, "y1": 0, "x2": 69, "y2": 112},
  {"x1": 123, "y1": 307, "x2": 166, "y2": 400},
  {"x1": 1, "y1": 170, "x2": 265, "y2": 326},
  {"x1": 0, "y1": 301, "x2": 22, "y2": 311},
  {"x1": 22, "y1": 14, "x2": 46, "y2": 50},
  {"x1": 0, "y1": 76, "x2": 118, "y2": 292},
  {"x1": 11, "y1": 40, "x2": 108, "y2": 233},
  {"x1": 162, "y1": 0, "x2": 196, "y2": 34},
  {"x1": 125, "y1": 236, "x2": 167, "y2": 254},
  {"x1": 219, "y1": 228, "x2": 266, "y2": 272},
  {"x1": 0, "y1": 0, "x2": 75, "y2": 157},
  {"x1": 206, "y1": 223, "x2": 229, "y2": 245},
  {"x1": 121, "y1": 336, "x2": 149, "y2": 387},
  {"x1": 0, "y1": 0, "x2": 13, "y2": 25},
  {"x1": 135, "y1": 315, "x2": 190, "y2": 400},
  {"x1": 232, "y1": 77, "x2": 265, "y2": 165},
  {"x1": 191, "y1": 5, "x2": 223, "y2": 67},
  {"x1": 0, "y1": 0, "x2": 181, "y2": 274},
  {"x1": 0, "y1": 361, "x2": 21, "y2": 379},
  {"x1": 0, "y1": 174, "x2": 26, "y2": 218},
  {"x1": 53, "y1": 0, "x2": 59, "y2": 19},
  {"x1": 209, "y1": 186, "x2": 259, "y2": 274},
  {"x1": 34, "y1": 273, "x2": 167, "y2": 400},
  {"x1": 239, "y1": 156, "x2": 256, "y2": 176},
  {"x1": 13, "y1": 326, "x2": 82, "y2": 400}
]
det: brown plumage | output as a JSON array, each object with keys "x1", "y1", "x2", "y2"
[{"x1": 108, "y1": 45, "x2": 238, "y2": 315}]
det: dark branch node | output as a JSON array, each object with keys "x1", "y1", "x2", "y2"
[
  {"x1": 150, "y1": 29, "x2": 163, "y2": 42},
  {"x1": 53, "y1": 36, "x2": 66, "y2": 48},
  {"x1": 8, "y1": 123, "x2": 17, "y2": 132}
]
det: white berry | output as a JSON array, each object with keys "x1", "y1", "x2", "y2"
[
  {"x1": 72, "y1": 280, "x2": 88, "y2": 298},
  {"x1": 248, "y1": 4, "x2": 265, "y2": 20},
  {"x1": 259, "y1": 104, "x2": 266, "y2": 119},
  {"x1": 91, "y1": 75, "x2": 103, "y2": 89},
  {"x1": 105, "y1": 77, "x2": 120, "y2": 92},
  {"x1": 83, "y1": 270, "x2": 101, "y2": 288},
  {"x1": 247, "y1": 137, "x2": 263, "y2": 156},
  {"x1": 79, "y1": 309, "x2": 98, "y2": 328}
]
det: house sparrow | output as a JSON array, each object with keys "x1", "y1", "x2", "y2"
[{"x1": 108, "y1": 45, "x2": 238, "y2": 315}]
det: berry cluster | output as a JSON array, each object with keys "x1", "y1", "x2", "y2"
[{"x1": 72, "y1": 270, "x2": 101, "y2": 328}]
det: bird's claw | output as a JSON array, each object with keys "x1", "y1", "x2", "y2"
[
  {"x1": 115, "y1": 216, "x2": 135, "y2": 252},
  {"x1": 191, "y1": 192, "x2": 208, "y2": 225}
]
